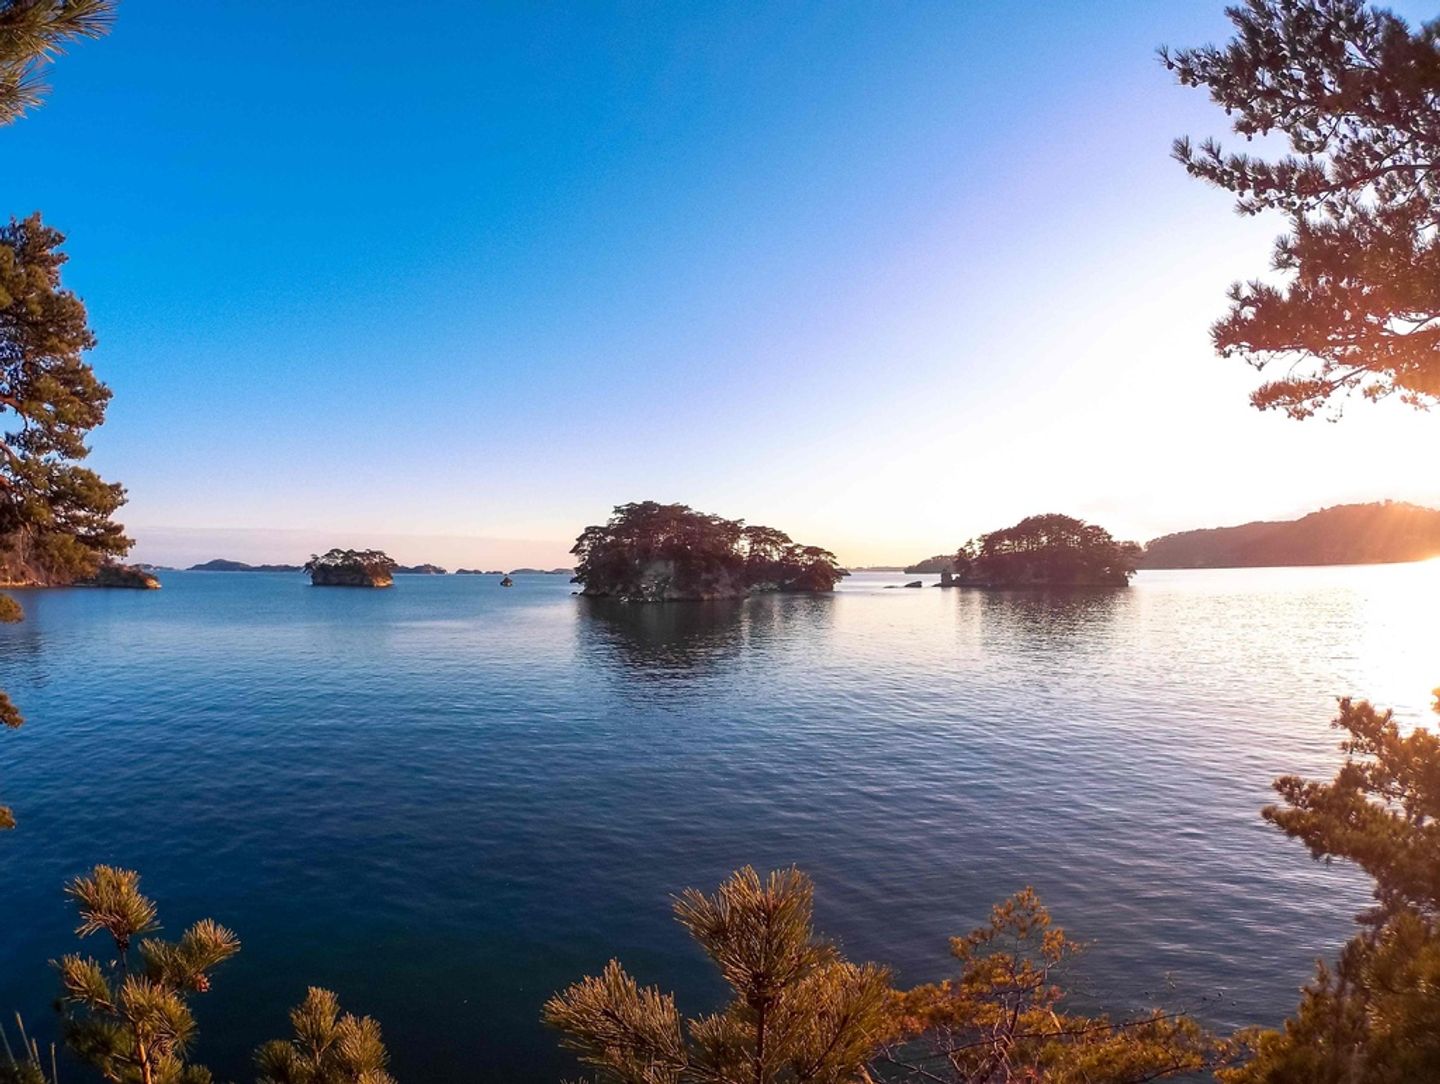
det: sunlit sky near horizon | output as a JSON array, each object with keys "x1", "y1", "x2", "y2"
[{"x1": 7, "y1": 1, "x2": 1440, "y2": 568}]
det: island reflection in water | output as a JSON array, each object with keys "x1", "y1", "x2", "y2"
[{"x1": 0, "y1": 567, "x2": 1434, "y2": 1082}]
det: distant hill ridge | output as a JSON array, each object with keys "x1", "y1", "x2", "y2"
[
  {"x1": 904, "y1": 555, "x2": 955, "y2": 574},
  {"x1": 188, "y1": 559, "x2": 303, "y2": 573},
  {"x1": 1141, "y1": 501, "x2": 1440, "y2": 569}
]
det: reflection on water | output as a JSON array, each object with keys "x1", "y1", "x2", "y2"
[
  {"x1": 578, "y1": 597, "x2": 752, "y2": 677},
  {"x1": 576, "y1": 594, "x2": 839, "y2": 681},
  {"x1": 0, "y1": 567, "x2": 1435, "y2": 1082},
  {"x1": 975, "y1": 588, "x2": 1129, "y2": 656}
]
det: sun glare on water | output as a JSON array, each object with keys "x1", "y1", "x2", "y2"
[{"x1": 1352, "y1": 558, "x2": 1440, "y2": 726}]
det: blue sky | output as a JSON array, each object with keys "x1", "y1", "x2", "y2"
[{"x1": 7, "y1": 1, "x2": 1439, "y2": 567}]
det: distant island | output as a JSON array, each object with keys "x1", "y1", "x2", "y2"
[
  {"x1": 394, "y1": 564, "x2": 447, "y2": 575},
  {"x1": 1141, "y1": 501, "x2": 1440, "y2": 569},
  {"x1": 304, "y1": 549, "x2": 396, "y2": 588},
  {"x1": 188, "y1": 559, "x2": 303, "y2": 573},
  {"x1": 509, "y1": 567, "x2": 573, "y2": 575},
  {"x1": 904, "y1": 555, "x2": 956, "y2": 575},
  {"x1": 572, "y1": 501, "x2": 847, "y2": 601},
  {"x1": 954, "y1": 514, "x2": 1140, "y2": 587}
]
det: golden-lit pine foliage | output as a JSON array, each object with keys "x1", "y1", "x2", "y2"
[
  {"x1": 545, "y1": 866, "x2": 893, "y2": 1084},
  {"x1": 883, "y1": 888, "x2": 1222, "y2": 1083},
  {"x1": 1221, "y1": 691, "x2": 1440, "y2": 1082},
  {"x1": 55, "y1": 866, "x2": 239, "y2": 1084},
  {"x1": 546, "y1": 868, "x2": 1223, "y2": 1084},
  {"x1": 254, "y1": 986, "x2": 396, "y2": 1084}
]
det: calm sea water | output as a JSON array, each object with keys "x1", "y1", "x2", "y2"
[{"x1": 2, "y1": 566, "x2": 1437, "y2": 1080}]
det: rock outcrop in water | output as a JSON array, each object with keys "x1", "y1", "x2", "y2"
[
  {"x1": 83, "y1": 563, "x2": 161, "y2": 589},
  {"x1": 571, "y1": 501, "x2": 847, "y2": 602},
  {"x1": 304, "y1": 549, "x2": 396, "y2": 588}
]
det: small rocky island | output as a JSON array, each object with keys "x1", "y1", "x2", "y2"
[
  {"x1": 904, "y1": 554, "x2": 956, "y2": 575},
  {"x1": 571, "y1": 500, "x2": 848, "y2": 601},
  {"x1": 953, "y1": 513, "x2": 1140, "y2": 587},
  {"x1": 83, "y1": 563, "x2": 161, "y2": 589},
  {"x1": 303, "y1": 548, "x2": 397, "y2": 588}
]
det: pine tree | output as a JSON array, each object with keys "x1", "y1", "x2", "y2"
[
  {"x1": 0, "y1": 0, "x2": 114, "y2": 126},
  {"x1": 254, "y1": 987, "x2": 395, "y2": 1084},
  {"x1": 54, "y1": 866, "x2": 240, "y2": 1084},
  {"x1": 545, "y1": 866, "x2": 893, "y2": 1084},
  {"x1": 884, "y1": 889, "x2": 1223, "y2": 1082},
  {"x1": 547, "y1": 867, "x2": 1221, "y2": 1084},
  {"x1": 0, "y1": 213, "x2": 130, "y2": 585},
  {"x1": 1164, "y1": 0, "x2": 1440, "y2": 418},
  {"x1": 1219, "y1": 694, "x2": 1440, "y2": 1082}
]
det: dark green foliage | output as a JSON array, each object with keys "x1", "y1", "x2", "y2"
[
  {"x1": 571, "y1": 502, "x2": 848, "y2": 601},
  {"x1": 303, "y1": 549, "x2": 397, "y2": 587},
  {"x1": 955, "y1": 514, "x2": 1140, "y2": 587},
  {"x1": 0, "y1": 1016, "x2": 56, "y2": 1084},
  {"x1": 0, "y1": 214, "x2": 130, "y2": 584},
  {"x1": 1221, "y1": 694, "x2": 1440, "y2": 1082},
  {"x1": 0, "y1": 0, "x2": 113, "y2": 125},
  {"x1": 56, "y1": 866, "x2": 239, "y2": 1084},
  {"x1": 254, "y1": 987, "x2": 395, "y2": 1084},
  {"x1": 1141, "y1": 500, "x2": 1440, "y2": 569},
  {"x1": 83, "y1": 563, "x2": 160, "y2": 589},
  {"x1": 1164, "y1": 0, "x2": 1440, "y2": 418},
  {"x1": 1266, "y1": 694, "x2": 1440, "y2": 922},
  {"x1": 1224, "y1": 912, "x2": 1440, "y2": 1084}
]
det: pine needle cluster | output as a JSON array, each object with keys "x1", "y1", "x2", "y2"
[
  {"x1": 1164, "y1": 0, "x2": 1440, "y2": 418},
  {"x1": 546, "y1": 867, "x2": 1223, "y2": 1084},
  {"x1": 0, "y1": 0, "x2": 113, "y2": 125},
  {"x1": 1221, "y1": 692, "x2": 1440, "y2": 1082},
  {"x1": 255, "y1": 987, "x2": 396, "y2": 1084},
  {"x1": 56, "y1": 867, "x2": 239, "y2": 1084}
]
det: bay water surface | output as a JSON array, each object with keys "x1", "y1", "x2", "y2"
[{"x1": 2, "y1": 566, "x2": 1437, "y2": 1080}]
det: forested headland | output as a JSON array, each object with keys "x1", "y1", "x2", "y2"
[{"x1": 1141, "y1": 502, "x2": 1440, "y2": 569}]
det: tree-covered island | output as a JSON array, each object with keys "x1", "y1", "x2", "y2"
[
  {"x1": 954, "y1": 514, "x2": 1141, "y2": 587},
  {"x1": 303, "y1": 548, "x2": 398, "y2": 588},
  {"x1": 571, "y1": 501, "x2": 848, "y2": 601}
]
